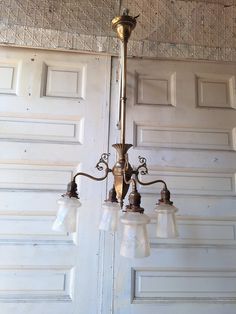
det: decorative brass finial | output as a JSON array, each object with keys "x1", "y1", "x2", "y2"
[{"x1": 122, "y1": 8, "x2": 129, "y2": 15}]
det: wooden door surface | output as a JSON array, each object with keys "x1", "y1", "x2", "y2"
[
  {"x1": 0, "y1": 47, "x2": 110, "y2": 314},
  {"x1": 108, "y1": 57, "x2": 236, "y2": 314}
]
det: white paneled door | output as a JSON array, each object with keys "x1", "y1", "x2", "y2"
[
  {"x1": 108, "y1": 58, "x2": 236, "y2": 314},
  {"x1": 2, "y1": 47, "x2": 236, "y2": 314},
  {"x1": 0, "y1": 47, "x2": 110, "y2": 314}
]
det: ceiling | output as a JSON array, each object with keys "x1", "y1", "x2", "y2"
[{"x1": 0, "y1": 0, "x2": 236, "y2": 61}]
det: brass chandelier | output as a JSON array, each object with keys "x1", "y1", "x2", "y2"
[{"x1": 52, "y1": 9, "x2": 178, "y2": 258}]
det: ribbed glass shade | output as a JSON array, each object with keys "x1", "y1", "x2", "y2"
[
  {"x1": 155, "y1": 203, "x2": 178, "y2": 238},
  {"x1": 120, "y1": 212, "x2": 150, "y2": 258},
  {"x1": 99, "y1": 201, "x2": 120, "y2": 232},
  {"x1": 52, "y1": 196, "x2": 81, "y2": 233}
]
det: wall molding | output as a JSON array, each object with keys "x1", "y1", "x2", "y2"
[
  {"x1": 134, "y1": 72, "x2": 176, "y2": 106},
  {"x1": 42, "y1": 62, "x2": 86, "y2": 100},
  {"x1": 139, "y1": 167, "x2": 236, "y2": 196},
  {"x1": 0, "y1": 214, "x2": 74, "y2": 245},
  {"x1": 132, "y1": 268, "x2": 236, "y2": 303},
  {"x1": 134, "y1": 123, "x2": 233, "y2": 151},
  {"x1": 0, "y1": 61, "x2": 20, "y2": 95},
  {"x1": 196, "y1": 73, "x2": 236, "y2": 109},
  {"x1": 0, "y1": 266, "x2": 73, "y2": 302},
  {"x1": 148, "y1": 216, "x2": 236, "y2": 248},
  {"x1": 0, "y1": 116, "x2": 84, "y2": 144},
  {"x1": 0, "y1": 163, "x2": 74, "y2": 191}
]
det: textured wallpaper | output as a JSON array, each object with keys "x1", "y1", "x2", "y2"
[{"x1": 0, "y1": 0, "x2": 236, "y2": 61}]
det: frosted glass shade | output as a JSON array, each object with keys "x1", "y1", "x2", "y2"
[
  {"x1": 52, "y1": 196, "x2": 81, "y2": 233},
  {"x1": 99, "y1": 201, "x2": 120, "y2": 232},
  {"x1": 155, "y1": 203, "x2": 178, "y2": 238},
  {"x1": 120, "y1": 212, "x2": 150, "y2": 258}
]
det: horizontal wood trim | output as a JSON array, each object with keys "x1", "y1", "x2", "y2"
[{"x1": 132, "y1": 268, "x2": 236, "y2": 303}]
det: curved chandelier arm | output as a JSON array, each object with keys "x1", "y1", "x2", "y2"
[
  {"x1": 65, "y1": 153, "x2": 112, "y2": 199},
  {"x1": 73, "y1": 153, "x2": 112, "y2": 182},
  {"x1": 135, "y1": 156, "x2": 168, "y2": 189},
  {"x1": 135, "y1": 172, "x2": 167, "y2": 190},
  {"x1": 73, "y1": 169, "x2": 111, "y2": 183}
]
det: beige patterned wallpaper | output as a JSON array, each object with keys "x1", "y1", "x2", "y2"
[{"x1": 0, "y1": 0, "x2": 236, "y2": 61}]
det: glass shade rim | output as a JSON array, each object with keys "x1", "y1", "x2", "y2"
[
  {"x1": 155, "y1": 204, "x2": 178, "y2": 213},
  {"x1": 58, "y1": 195, "x2": 81, "y2": 207},
  {"x1": 102, "y1": 201, "x2": 120, "y2": 209},
  {"x1": 120, "y1": 212, "x2": 150, "y2": 224}
]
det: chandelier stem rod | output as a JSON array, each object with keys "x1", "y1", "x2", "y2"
[{"x1": 120, "y1": 39, "x2": 127, "y2": 154}]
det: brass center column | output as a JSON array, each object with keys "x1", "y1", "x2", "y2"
[
  {"x1": 111, "y1": 10, "x2": 137, "y2": 205},
  {"x1": 112, "y1": 9, "x2": 137, "y2": 154}
]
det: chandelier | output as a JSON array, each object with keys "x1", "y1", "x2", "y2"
[{"x1": 52, "y1": 9, "x2": 179, "y2": 258}]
